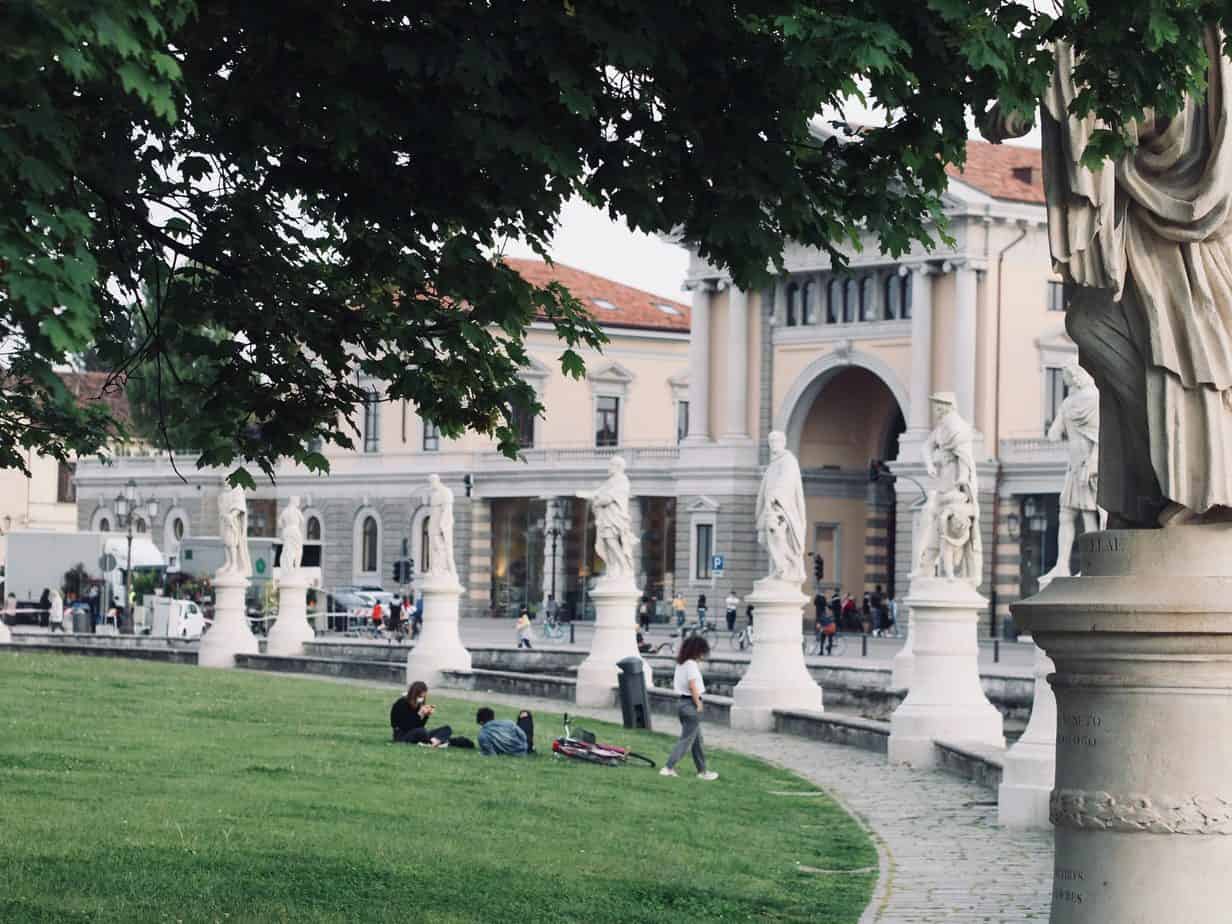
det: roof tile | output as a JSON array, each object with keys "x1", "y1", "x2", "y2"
[{"x1": 946, "y1": 140, "x2": 1045, "y2": 204}]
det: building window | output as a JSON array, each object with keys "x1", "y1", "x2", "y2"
[
  {"x1": 56, "y1": 462, "x2": 76, "y2": 503},
  {"x1": 884, "y1": 276, "x2": 901, "y2": 320},
  {"x1": 826, "y1": 278, "x2": 841, "y2": 324},
  {"x1": 361, "y1": 515, "x2": 379, "y2": 573},
  {"x1": 785, "y1": 283, "x2": 798, "y2": 327},
  {"x1": 801, "y1": 279, "x2": 814, "y2": 325},
  {"x1": 303, "y1": 513, "x2": 322, "y2": 568},
  {"x1": 1044, "y1": 367, "x2": 1069, "y2": 432},
  {"x1": 306, "y1": 515, "x2": 321, "y2": 542},
  {"x1": 595, "y1": 395, "x2": 620, "y2": 447},
  {"x1": 135, "y1": 518, "x2": 147, "y2": 534},
  {"x1": 695, "y1": 524, "x2": 713, "y2": 580},
  {"x1": 512, "y1": 404, "x2": 535, "y2": 449},
  {"x1": 362, "y1": 389, "x2": 380, "y2": 453},
  {"x1": 420, "y1": 515, "x2": 431, "y2": 574},
  {"x1": 172, "y1": 518, "x2": 184, "y2": 541},
  {"x1": 98, "y1": 517, "x2": 111, "y2": 532},
  {"x1": 423, "y1": 421, "x2": 440, "y2": 452},
  {"x1": 859, "y1": 276, "x2": 874, "y2": 321},
  {"x1": 676, "y1": 400, "x2": 689, "y2": 444},
  {"x1": 1047, "y1": 280, "x2": 1065, "y2": 312},
  {"x1": 843, "y1": 278, "x2": 857, "y2": 323},
  {"x1": 902, "y1": 274, "x2": 913, "y2": 319},
  {"x1": 248, "y1": 499, "x2": 277, "y2": 537}
]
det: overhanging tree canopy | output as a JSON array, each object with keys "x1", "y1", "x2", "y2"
[{"x1": 2, "y1": 0, "x2": 1222, "y2": 484}]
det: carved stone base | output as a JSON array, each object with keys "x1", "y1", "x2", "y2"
[
  {"x1": 890, "y1": 607, "x2": 915, "y2": 690},
  {"x1": 888, "y1": 576, "x2": 1004, "y2": 767},
  {"x1": 266, "y1": 571, "x2": 314, "y2": 657},
  {"x1": 0, "y1": 615, "x2": 10, "y2": 643},
  {"x1": 1015, "y1": 525, "x2": 1232, "y2": 923},
  {"x1": 576, "y1": 578, "x2": 640, "y2": 707},
  {"x1": 998, "y1": 643, "x2": 1057, "y2": 829},
  {"x1": 198, "y1": 572, "x2": 258, "y2": 668},
  {"x1": 730, "y1": 579, "x2": 823, "y2": 730},
  {"x1": 405, "y1": 575, "x2": 471, "y2": 688}
]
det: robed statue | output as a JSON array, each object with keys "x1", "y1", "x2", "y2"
[
  {"x1": 425, "y1": 474, "x2": 457, "y2": 579},
  {"x1": 756, "y1": 431, "x2": 807, "y2": 585},
  {"x1": 986, "y1": 28, "x2": 1232, "y2": 527},
  {"x1": 578, "y1": 456, "x2": 636, "y2": 581},
  {"x1": 915, "y1": 394, "x2": 982, "y2": 584},
  {"x1": 278, "y1": 496, "x2": 306, "y2": 572},
  {"x1": 218, "y1": 485, "x2": 252, "y2": 578}
]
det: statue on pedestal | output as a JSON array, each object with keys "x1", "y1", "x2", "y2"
[
  {"x1": 218, "y1": 484, "x2": 252, "y2": 578},
  {"x1": 577, "y1": 456, "x2": 636, "y2": 581},
  {"x1": 278, "y1": 496, "x2": 306, "y2": 572},
  {"x1": 756, "y1": 431, "x2": 806, "y2": 585},
  {"x1": 1042, "y1": 364, "x2": 1102, "y2": 582},
  {"x1": 985, "y1": 28, "x2": 1232, "y2": 527},
  {"x1": 914, "y1": 394, "x2": 981, "y2": 584},
  {"x1": 425, "y1": 474, "x2": 457, "y2": 579}
]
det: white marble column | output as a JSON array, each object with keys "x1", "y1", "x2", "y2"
[
  {"x1": 723, "y1": 287, "x2": 749, "y2": 439},
  {"x1": 686, "y1": 284, "x2": 711, "y2": 441},
  {"x1": 905, "y1": 265, "x2": 934, "y2": 432},
  {"x1": 951, "y1": 262, "x2": 978, "y2": 423},
  {"x1": 405, "y1": 572, "x2": 472, "y2": 687},
  {"x1": 267, "y1": 570, "x2": 314, "y2": 656},
  {"x1": 198, "y1": 571, "x2": 259, "y2": 668},
  {"x1": 998, "y1": 642, "x2": 1057, "y2": 829}
]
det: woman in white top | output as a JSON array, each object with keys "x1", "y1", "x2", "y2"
[{"x1": 660, "y1": 635, "x2": 718, "y2": 780}]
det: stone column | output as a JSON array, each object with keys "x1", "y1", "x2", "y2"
[
  {"x1": 887, "y1": 576, "x2": 1004, "y2": 766},
  {"x1": 1015, "y1": 526, "x2": 1232, "y2": 922},
  {"x1": 685, "y1": 284, "x2": 711, "y2": 441},
  {"x1": 723, "y1": 287, "x2": 749, "y2": 439},
  {"x1": 772, "y1": 275, "x2": 788, "y2": 328},
  {"x1": 576, "y1": 576, "x2": 641, "y2": 706},
  {"x1": 890, "y1": 494, "x2": 929, "y2": 689},
  {"x1": 266, "y1": 570, "x2": 314, "y2": 656},
  {"x1": 951, "y1": 262, "x2": 978, "y2": 423},
  {"x1": 730, "y1": 580, "x2": 824, "y2": 729},
  {"x1": 906, "y1": 265, "x2": 934, "y2": 432},
  {"x1": 998, "y1": 642, "x2": 1058, "y2": 829},
  {"x1": 198, "y1": 571, "x2": 259, "y2": 668},
  {"x1": 405, "y1": 573, "x2": 472, "y2": 687}
]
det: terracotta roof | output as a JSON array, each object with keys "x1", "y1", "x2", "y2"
[
  {"x1": 57, "y1": 371, "x2": 132, "y2": 428},
  {"x1": 504, "y1": 257, "x2": 690, "y2": 333},
  {"x1": 946, "y1": 140, "x2": 1045, "y2": 204}
]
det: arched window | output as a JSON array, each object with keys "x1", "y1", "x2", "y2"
[
  {"x1": 800, "y1": 280, "x2": 814, "y2": 325},
  {"x1": 420, "y1": 516, "x2": 431, "y2": 574},
  {"x1": 361, "y1": 515, "x2": 378, "y2": 573},
  {"x1": 99, "y1": 517, "x2": 111, "y2": 532},
  {"x1": 827, "y1": 278, "x2": 841, "y2": 324},
  {"x1": 306, "y1": 516, "x2": 321, "y2": 542},
  {"x1": 859, "y1": 276, "x2": 874, "y2": 321},
  {"x1": 901, "y1": 274, "x2": 913, "y2": 319},
  {"x1": 785, "y1": 284, "x2": 798, "y2": 327},
  {"x1": 885, "y1": 275, "x2": 901, "y2": 320},
  {"x1": 135, "y1": 518, "x2": 147, "y2": 534},
  {"x1": 843, "y1": 278, "x2": 857, "y2": 323}
]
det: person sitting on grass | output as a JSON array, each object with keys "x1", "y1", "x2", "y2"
[
  {"x1": 476, "y1": 707, "x2": 535, "y2": 756},
  {"x1": 390, "y1": 680, "x2": 452, "y2": 747}
]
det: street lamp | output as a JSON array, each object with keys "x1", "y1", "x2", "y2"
[
  {"x1": 543, "y1": 503, "x2": 566, "y2": 602},
  {"x1": 113, "y1": 478, "x2": 158, "y2": 633}
]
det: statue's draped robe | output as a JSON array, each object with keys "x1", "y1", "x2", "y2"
[
  {"x1": 592, "y1": 472, "x2": 635, "y2": 577},
  {"x1": 756, "y1": 451, "x2": 807, "y2": 583},
  {"x1": 923, "y1": 410, "x2": 983, "y2": 581},
  {"x1": 1049, "y1": 383, "x2": 1100, "y2": 511},
  {"x1": 1043, "y1": 31, "x2": 1232, "y2": 520}
]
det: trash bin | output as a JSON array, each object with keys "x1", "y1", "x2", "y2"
[
  {"x1": 72, "y1": 607, "x2": 91, "y2": 634},
  {"x1": 616, "y1": 656, "x2": 652, "y2": 731}
]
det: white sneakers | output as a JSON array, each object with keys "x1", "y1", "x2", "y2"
[{"x1": 660, "y1": 766, "x2": 719, "y2": 781}]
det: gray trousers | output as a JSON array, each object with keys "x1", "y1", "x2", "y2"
[{"x1": 666, "y1": 700, "x2": 706, "y2": 772}]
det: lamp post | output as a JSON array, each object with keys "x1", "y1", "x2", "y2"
[
  {"x1": 113, "y1": 478, "x2": 158, "y2": 634},
  {"x1": 545, "y1": 504, "x2": 564, "y2": 602}
]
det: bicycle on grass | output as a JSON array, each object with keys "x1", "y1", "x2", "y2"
[{"x1": 552, "y1": 714, "x2": 656, "y2": 768}]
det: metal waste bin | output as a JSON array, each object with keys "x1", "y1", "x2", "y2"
[
  {"x1": 616, "y1": 656, "x2": 652, "y2": 731},
  {"x1": 72, "y1": 607, "x2": 91, "y2": 634}
]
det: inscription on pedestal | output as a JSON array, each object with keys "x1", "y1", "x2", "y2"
[
  {"x1": 1083, "y1": 534, "x2": 1124, "y2": 555},
  {"x1": 1058, "y1": 712, "x2": 1102, "y2": 747}
]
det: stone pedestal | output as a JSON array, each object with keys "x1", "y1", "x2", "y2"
[
  {"x1": 1014, "y1": 525, "x2": 1232, "y2": 923},
  {"x1": 998, "y1": 642, "x2": 1057, "y2": 829},
  {"x1": 198, "y1": 572, "x2": 258, "y2": 668},
  {"x1": 404, "y1": 574, "x2": 471, "y2": 687},
  {"x1": 576, "y1": 578, "x2": 641, "y2": 706},
  {"x1": 890, "y1": 606, "x2": 915, "y2": 689},
  {"x1": 730, "y1": 579, "x2": 823, "y2": 730},
  {"x1": 266, "y1": 570, "x2": 314, "y2": 657},
  {"x1": 888, "y1": 576, "x2": 1003, "y2": 767},
  {"x1": 0, "y1": 616, "x2": 10, "y2": 643}
]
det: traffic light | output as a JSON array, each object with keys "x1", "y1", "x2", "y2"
[
  {"x1": 813, "y1": 555, "x2": 824, "y2": 582},
  {"x1": 392, "y1": 558, "x2": 415, "y2": 584},
  {"x1": 392, "y1": 560, "x2": 404, "y2": 583}
]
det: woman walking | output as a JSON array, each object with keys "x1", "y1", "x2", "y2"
[
  {"x1": 660, "y1": 635, "x2": 718, "y2": 780},
  {"x1": 696, "y1": 594, "x2": 708, "y2": 628}
]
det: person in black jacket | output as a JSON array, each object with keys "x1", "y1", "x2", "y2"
[{"x1": 390, "y1": 680, "x2": 452, "y2": 747}]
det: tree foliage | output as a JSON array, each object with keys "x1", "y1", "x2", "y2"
[{"x1": 1, "y1": 1, "x2": 1225, "y2": 483}]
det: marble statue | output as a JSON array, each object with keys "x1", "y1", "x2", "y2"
[
  {"x1": 985, "y1": 28, "x2": 1232, "y2": 527},
  {"x1": 756, "y1": 430, "x2": 807, "y2": 585},
  {"x1": 218, "y1": 484, "x2": 252, "y2": 577},
  {"x1": 1042, "y1": 363, "x2": 1102, "y2": 582},
  {"x1": 577, "y1": 456, "x2": 636, "y2": 580},
  {"x1": 278, "y1": 496, "x2": 306, "y2": 572},
  {"x1": 425, "y1": 474, "x2": 457, "y2": 579},
  {"x1": 915, "y1": 394, "x2": 981, "y2": 584}
]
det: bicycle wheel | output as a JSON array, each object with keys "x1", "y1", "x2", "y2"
[{"x1": 624, "y1": 751, "x2": 656, "y2": 769}]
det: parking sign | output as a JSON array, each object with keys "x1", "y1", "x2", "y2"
[{"x1": 711, "y1": 554, "x2": 725, "y2": 576}]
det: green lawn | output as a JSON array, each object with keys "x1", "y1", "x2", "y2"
[{"x1": 0, "y1": 652, "x2": 875, "y2": 923}]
